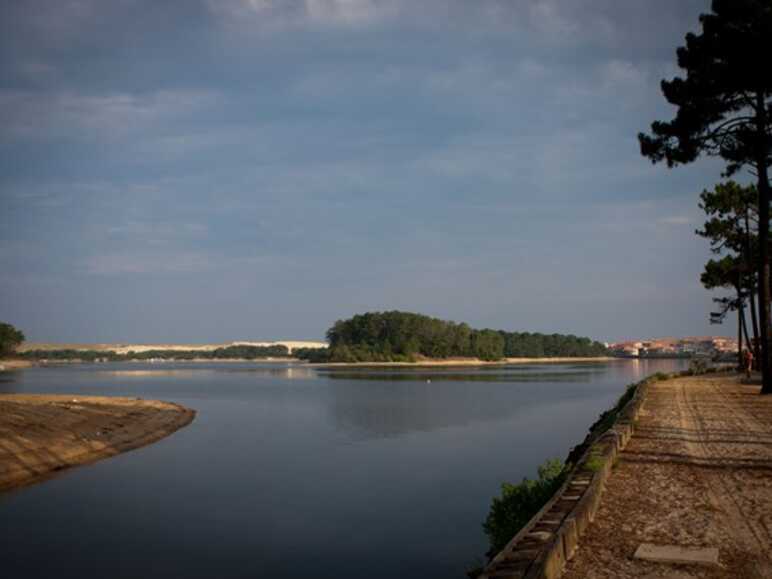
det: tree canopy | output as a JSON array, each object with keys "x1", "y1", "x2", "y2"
[
  {"x1": 324, "y1": 311, "x2": 607, "y2": 363},
  {"x1": 0, "y1": 322, "x2": 25, "y2": 357},
  {"x1": 639, "y1": 0, "x2": 772, "y2": 393}
]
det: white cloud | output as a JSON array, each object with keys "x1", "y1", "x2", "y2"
[
  {"x1": 600, "y1": 59, "x2": 648, "y2": 91},
  {"x1": 657, "y1": 215, "x2": 693, "y2": 226},
  {"x1": 84, "y1": 250, "x2": 215, "y2": 275},
  {"x1": 208, "y1": 0, "x2": 399, "y2": 28},
  {"x1": 105, "y1": 221, "x2": 209, "y2": 245},
  {"x1": 305, "y1": 0, "x2": 390, "y2": 25},
  {"x1": 0, "y1": 89, "x2": 221, "y2": 141}
]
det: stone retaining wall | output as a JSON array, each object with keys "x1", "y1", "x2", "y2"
[{"x1": 479, "y1": 372, "x2": 671, "y2": 579}]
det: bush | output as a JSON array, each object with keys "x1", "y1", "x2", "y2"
[
  {"x1": 688, "y1": 357, "x2": 709, "y2": 375},
  {"x1": 482, "y1": 459, "x2": 566, "y2": 556},
  {"x1": 0, "y1": 322, "x2": 25, "y2": 357},
  {"x1": 294, "y1": 347, "x2": 331, "y2": 363}
]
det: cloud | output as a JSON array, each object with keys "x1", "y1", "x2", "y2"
[
  {"x1": 207, "y1": 0, "x2": 398, "y2": 29},
  {"x1": 105, "y1": 221, "x2": 209, "y2": 246},
  {"x1": 84, "y1": 250, "x2": 216, "y2": 275},
  {"x1": 657, "y1": 215, "x2": 693, "y2": 226},
  {"x1": 0, "y1": 89, "x2": 221, "y2": 142}
]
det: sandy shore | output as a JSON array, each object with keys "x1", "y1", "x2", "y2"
[
  {"x1": 562, "y1": 374, "x2": 772, "y2": 578},
  {"x1": 0, "y1": 394, "x2": 195, "y2": 492},
  {"x1": 312, "y1": 356, "x2": 615, "y2": 368},
  {"x1": 0, "y1": 359, "x2": 34, "y2": 371}
]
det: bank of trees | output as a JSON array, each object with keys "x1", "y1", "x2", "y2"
[
  {"x1": 21, "y1": 344, "x2": 291, "y2": 361},
  {"x1": 639, "y1": 0, "x2": 772, "y2": 393},
  {"x1": 323, "y1": 311, "x2": 607, "y2": 363},
  {"x1": 0, "y1": 322, "x2": 25, "y2": 357}
]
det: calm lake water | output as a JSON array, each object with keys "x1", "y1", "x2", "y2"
[{"x1": 0, "y1": 359, "x2": 687, "y2": 579}]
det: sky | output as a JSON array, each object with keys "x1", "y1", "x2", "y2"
[{"x1": 0, "y1": 0, "x2": 741, "y2": 344}]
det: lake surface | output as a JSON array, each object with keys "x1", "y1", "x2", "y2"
[{"x1": 0, "y1": 359, "x2": 687, "y2": 579}]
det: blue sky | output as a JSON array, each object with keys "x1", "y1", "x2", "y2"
[{"x1": 0, "y1": 0, "x2": 738, "y2": 343}]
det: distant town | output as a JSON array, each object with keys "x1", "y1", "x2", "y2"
[{"x1": 607, "y1": 336, "x2": 738, "y2": 359}]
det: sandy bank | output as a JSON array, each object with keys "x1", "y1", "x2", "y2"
[
  {"x1": 0, "y1": 394, "x2": 195, "y2": 492},
  {"x1": 0, "y1": 359, "x2": 34, "y2": 371},
  {"x1": 312, "y1": 356, "x2": 615, "y2": 368}
]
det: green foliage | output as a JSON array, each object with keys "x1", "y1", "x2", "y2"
[
  {"x1": 293, "y1": 347, "x2": 331, "y2": 363},
  {"x1": 639, "y1": 0, "x2": 772, "y2": 394},
  {"x1": 584, "y1": 448, "x2": 606, "y2": 472},
  {"x1": 638, "y1": 1, "x2": 772, "y2": 177},
  {"x1": 483, "y1": 459, "x2": 566, "y2": 556},
  {"x1": 325, "y1": 311, "x2": 607, "y2": 363},
  {"x1": 688, "y1": 357, "x2": 710, "y2": 375},
  {"x1": 0, "y1": 322, "x2": 25, "y2": 357}
]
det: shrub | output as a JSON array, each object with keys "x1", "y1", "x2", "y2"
[
  {"x1": 0, "y1": 322, "x2": 25, "y2": 357},
  {"x1": 482, "y1": 459, "x2": 566, "y2": 555},
  {"x1": 688, "y1": 357, "x2": 709, "y2": 375}
]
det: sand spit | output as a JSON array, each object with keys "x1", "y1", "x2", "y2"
[
  {"x1": 0, "y1": 394, "x2": 195, "y2": 492},
  {"x1": 0, "y1": 360, "x2": 33, "y2": 371}
]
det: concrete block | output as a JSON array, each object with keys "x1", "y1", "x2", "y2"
[
  {"x1": 524, "y1": 535, "x2": 565, "y2": 579},
  {"x1": 571, "y1": 489, "x2": 595, "y2": 534},
  {"x1": 561, "y1": 517, "x2": 579, "y2": 561},
  {"x1": 633, "y1": 543, "x2": 719, "y2": 566}
]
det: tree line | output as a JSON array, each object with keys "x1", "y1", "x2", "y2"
[
  {"x1": 312, "y1": 311, "x2": 607, "y2": 363},
  {"x1": 20, "y1": 344, "x2": 291, "y2": 361}
]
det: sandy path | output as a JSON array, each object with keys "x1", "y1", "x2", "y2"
[
  {"x1": 562, "y1": 374, "x2": 772, "y2": 579},
  {"x1": 0, "y1": 394, "x2": 195, "y2": 492}
]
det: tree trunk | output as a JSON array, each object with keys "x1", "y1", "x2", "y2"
[
  {"x1": 746, "y1": 207, "x2": 761, "y2": 363},
  {"x1": 741, "y1": 303, "x2": 751, "y2": 352},
  {"x1": 738, "y1": 301, "x2": 744, "y2": 370},
  {"x1": 756, "y1": 165, "x2": 770, "y2": 393},
  {"x1": 756, "y1": 92, "x2": 772, "y2": 394}
]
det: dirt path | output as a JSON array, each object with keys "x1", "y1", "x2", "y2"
[
  {"x1": 0, "y1": 394, "x2": 195, "y2": 492},
  {"x1": 562, "y1": 374, "x2": 772, "y2": 579}
]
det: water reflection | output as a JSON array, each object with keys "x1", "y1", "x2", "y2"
[
  {"x1": 0, "y1": 358, "x2": 690, "y2": 579},
  {"x1": 320, "y1": 363, "x2": 606, "y2": 383},
  {"x1": 93, "y1": 363, "x2": 317, "y2": 380},
  {"x1": 326, "y1": 377, "x2": 612, "y2": 440}
]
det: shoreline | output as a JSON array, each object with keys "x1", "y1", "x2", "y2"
[
  {"x1": 311, "y1": 356, "x2": 617, "y2": 368},
  {"x1": 0, "y1": 394, "x2": 196, "y2": 492},
  {"x1": 4, "y1": 356, "x2": 620, "y2": 369}
]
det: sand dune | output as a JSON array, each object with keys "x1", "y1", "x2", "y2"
[{"x1": 18, "y1": 340, "x2": 327, "y2": 354}]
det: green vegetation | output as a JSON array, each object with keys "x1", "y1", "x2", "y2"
[
  {"x1": 640, "y1": 0, "x2": 772, "y2": 394},
  {"x1": 0, "y1": 322, "x2": 25, "y2": 357},
  {"x1": 293, "y1": 347, "x2": 331, "y2": 363},
  {"x1": 325, "y1": 311, "x2": 607, "y2": 363},
  {"x1": 482, "y1": 459, "x2": 566, "y2": 555},
  {"x1": 20, "y1": 344, "x2": 290, "y2": 362},
  {"x1": 481, "y1": 371, "x2": 672, "y2": 564},
  {"x1": 697, "y1": 181, "x2": 759, "y2": 367},
  {"x1": 584, "y1": 447, "x2": 606, "y2": 473},
  {"x1": 688, "y1": 357, "x2": 710, "y2": 375}
]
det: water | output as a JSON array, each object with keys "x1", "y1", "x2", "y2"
[{"x1": 0, "y1": 359, "x2": 686, "y2": 579}]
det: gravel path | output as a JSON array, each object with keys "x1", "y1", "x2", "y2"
[{"x1": 562, "y1": 374, "x2": 772, "y2": 579}]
